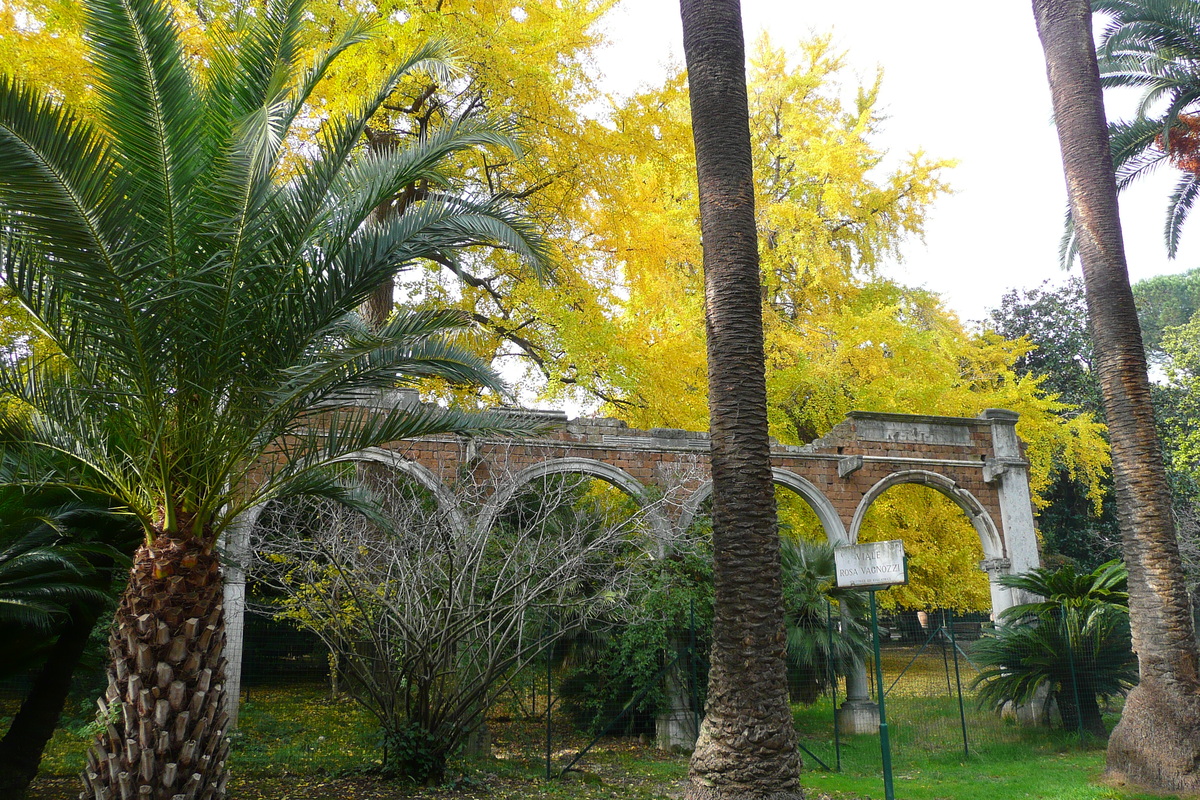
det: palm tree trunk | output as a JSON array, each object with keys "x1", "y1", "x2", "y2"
[
  {"x1": 1032, "y1": 0, "x2": 1200, "y2": 791},
  {"x1": 81, "y1": 533, "x2": 230, "y2": 800},
  {"x1": 1054, "y1": 689, "x2": 1106, "y2": 739},
  {"x1": 678, "y1": 1, "x2": 801, "y2": 797},
  {"x1": 0, "y1": 603, "x2": 103, "y2": 799}
]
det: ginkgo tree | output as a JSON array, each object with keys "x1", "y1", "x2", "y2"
[
  {"x1": 580, "y1": 36, "x2": 1111, "y2": 611},
  {"x1": 0, "y1": 0, "x2": 621, "y2": 403},
  {"x1": 2, "y1": 1, "x2": 1111, "y2": 614}
]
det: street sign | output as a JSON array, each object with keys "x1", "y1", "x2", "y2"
[
  {"x1": 834, "y1": 540, "x2": 908, "y2": 589},
  {"x1": 834, "y1": 539, "x2": 907, "y2": 800}
]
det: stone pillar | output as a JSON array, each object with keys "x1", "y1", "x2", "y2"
[
  {"x1": 979, "y1": 409, "x2": 1041, "y2": 619},
  {"x1": 836, "y1": 601, "x2": 878, "y2": 734},
  {"x1": 219, "y1": 507, "x2": 258, "y2": 729},
  {"x1": 1001, "y1": 682, "x2": 1058, "y2": 727},
  {"x1": 981, "y1": 555, "x2": 1053, "y2": 727},
  {"x1": 976, "y1": 413, "x2": 1048, "y2": 728},
  {"x1": 838, "y1": 655, "x2": 880, "y2": 735},
  {"x1": 982, "y1": 557, "x2": 1017, "y2": 620}
]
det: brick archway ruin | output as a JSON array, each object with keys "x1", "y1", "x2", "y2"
[
  {"x1": 323, "y1": 402, "x2": 1040, "y2": 601},
  {"x1": 222, "y1": 401, "x2": 1041, "y2": 729},
  {"x1": 680, "y1": 468, "x2": 851, "y2": 546},
  {"x1": 473, "y1": 456, "x2": 674, "y2": 543}
]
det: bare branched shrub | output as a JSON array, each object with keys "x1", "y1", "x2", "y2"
[{"x1": 247, "y1": 452, "x2": 673, "y2": 781}]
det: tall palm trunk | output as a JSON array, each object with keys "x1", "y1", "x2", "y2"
[
  {"x1": 678, "y1": 1, "x2": 801, "y2": 798},
  {"x1": 0, "y1": 601, "x2": 104, "y2": 799},
  {"x1": 82, "y1": 533, "x2": 229, "y2": 800},
  {"x1": 1032, "y1": 1, "x2": 1200, "y2": 791}
]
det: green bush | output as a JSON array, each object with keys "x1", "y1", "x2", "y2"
[
  {"x1": 558, "y1": 535, "x2": 714, "y2": 735},
  {"x1": 558, "y1": 533, "x2": 872, "y2": 733},
  {"x1": 972, "y1": 560, "x2": 1137, "y2": 737},
  {"x1": 779, "y1": 537, "x2": 870, "y2": 704}
]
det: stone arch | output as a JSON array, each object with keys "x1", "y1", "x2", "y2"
[
  {"x1": 677, "y1": 468, "x2": 849, "y2": 545},
  {"x1": 474, "y1": 457, "x2": 670, "y2": 543},
  {"x1": 225, "y1": 451, "x2": 467, "y2": 727},
  {"x1": 848, "y1": 469, "x2": 1004, "y2": 560},
  {"x1": 337, "y1": 447, "x2": 468, "y2": 537}
]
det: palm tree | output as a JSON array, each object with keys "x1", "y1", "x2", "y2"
[
  {"x1": 0, "y1": 509, "x2": 110, "y2": 651},
  {"x1": 973, "y1": 561, "x2": 1137, "y2": 737},
  {"x1": 1089, "y1": 0, "x2": 1200, "y2": 257},
  {"x1": 677, "y1": 1, "x2": 802, "y2": 797},
  {"x1": 778, "y1": 537, "x2": 869, "y2": 706},
  {"x1": 0, "y1": 0, "x2": 548, "y2": 796},
  {"x1": 1032, "y1": 0, "x2": 1200, "y2": 791},
  {"x1": 0, "y1": 491, "x2": 133, "y2": 800}
]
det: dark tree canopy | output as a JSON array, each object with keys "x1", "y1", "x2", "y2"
[{"x1": 989, "y1": 278, "x2": 1100, "y2": 413}]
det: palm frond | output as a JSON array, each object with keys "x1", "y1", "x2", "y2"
[
  {"x1": 999, "y1": 559, "x2": 1128, "y2": 622},
  {"x1": 1093, "y1": 0, "x2": 1200, "y2": 257},
  {"x1": 1165, "y1": 172, "x2": 1200, "y2": 255},
  {"x1": 270, "y1": 41, "x2": 460, "y2": 266},
  {"x1": 972, "y1": 605, "x2": 1137, "y2": 713},
  {"x1": 311, "y1": 117, "x2": 524, "y2": 263},
  {"x1": 1096, "y1": 0, "x2": 1200, "y2": 61},
  {"x1": 265, "y1": 309, "x2": 502, "y2": 416},
  {"x1": 86, "y1": 0, "x2": 206, "y2": 260},
  {"x1": 0, "y1": 80, "x2": 167, "y2": 383},
  {"x1": 0, "y1": 523, "x2": 112, "y2": 632},
  {"x1": 282, "y1": 16, "x2": 380, "y2": 124},
  {"x1": 1059, "y1": 206, "x2": 1079, "y2": 269},
  {"x1": 0, "y1": 0, "x2": 549, "y2": 550}
]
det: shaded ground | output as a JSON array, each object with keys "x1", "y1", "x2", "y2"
[
  {"x1": 32, "y1": 772, "x2": 686, "y2": 800},
  {"x1": 29, "y1": 712, "x2": 843, "y2": 800},
  {"x1": 16, "y1": 674, "x2": 1144, "y2": 800},
  {"x1": 28, "y1": 703, "x2": 697, "y2": 800}
]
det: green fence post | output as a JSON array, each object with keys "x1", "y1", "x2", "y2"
[
  {"x1": 948, "y1": 608, "x2": 969, "y2": 758},
  {"x1": 940, "y1": 609, "x2": 953, "y2": 696},
  {"x1": 827, "y1": 598, "x2": 841, "y2": 771},
  {"x1": 546, "y1": 620, "x2": 553, "y2": 780},
  {"x1": 691, "y1": 598, "x2": 699, "y2": 744},
  {"x1": 870, "y1": 590, "x2": 895, "y2": 800}
]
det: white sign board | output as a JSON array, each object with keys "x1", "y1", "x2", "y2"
[{"x1": 834, "y1": 540, "x2": 907, "y2": 589}]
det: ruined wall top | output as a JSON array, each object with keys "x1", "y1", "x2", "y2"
[{"x1": 364, "y1": 389, "x2": 1024, "y2": 463}]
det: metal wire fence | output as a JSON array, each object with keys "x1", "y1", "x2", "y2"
[
  {"x1": 793, "y1": 603, "x2": 1130, "y2": 781},
  {"x1": 2, "y1": 595, "x2": 1130, "y2": 785},
  {"x1": 160, "y1": 599, "x2": 1131, "y2": 773}
]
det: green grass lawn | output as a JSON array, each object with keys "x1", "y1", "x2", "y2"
[
  {"x1": 800, "y1": 740, "x2": 1175, "y2": 800},
  {"x1": 28, "y1": 683, "x2": 386, "y2": 779},
  {"x1": 787, "y1": 663, "x2": 1173, "y2": 800}
]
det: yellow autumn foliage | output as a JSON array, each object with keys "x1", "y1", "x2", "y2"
[
  {"x1": 585, "y1": 37, "x2": 1110, "y2": 611},
  {"x1": 1, "y1": 4, "x2": 1109, "y2": 611}
]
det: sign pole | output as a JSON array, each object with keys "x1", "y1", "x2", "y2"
[
  {"x1": 835, "y1": 539, "x2": 905, "y2": 800},
  {"x1": 870, "y1": 589, "x2": 895, "y2": 800}
]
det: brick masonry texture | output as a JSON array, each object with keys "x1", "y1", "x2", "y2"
[{"x1": 367, "y1": 408, "x2": 1020, "y2": 553}]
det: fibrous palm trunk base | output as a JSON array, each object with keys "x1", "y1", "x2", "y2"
[
  {"x1": 80, "y1": 534, "x2": 229, "y2": 800},
  {"x1": 1107, "y1": 678, "x2": 1200, "y2": 793},
  {"x1": 686, "y1": 703, "x2": 804, "y2": 800}
]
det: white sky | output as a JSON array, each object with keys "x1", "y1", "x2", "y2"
[{"x1": 592, "y1": 0, "x2": 1200, "y2": 326}]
